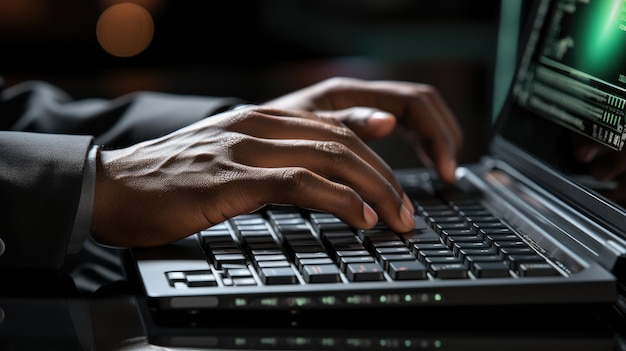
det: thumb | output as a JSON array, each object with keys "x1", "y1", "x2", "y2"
[{"x1": 315, "y1": 107, "x2": 396, "y2": 141}]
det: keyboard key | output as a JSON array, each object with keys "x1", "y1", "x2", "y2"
[
  {"x1": 387, "y1": 260, "x2": 428, "y2": 280},
  {"x1": 224, "y1": 267, "x2": 253, "y2": 278},
  {"x1": 416, "y1": 249, "x2": 455, "y2": 263},
  {"x1": 346, "y1": 262, "x2": 386, "y2": 282},
  {"x1": 429, "y1": 263, "x2": 468, "y2": 279},
  {"x1": 255, "y1": 260, "x2": 291, "y2": 268},
  {"x1": 296, "y1": 257, "x2": 334, "y2": 271},
  {"x1": 339, "y1": 256, "x2": 376, "y2": 272},
  {"x1": 259, "y1": 267, "x2": 299, "y2": 285},
  {"x1": 166, "y1": 271, "x2": 186, "y2": 285},
  {"x1": 398, "y1": 229, "x2": 441, "y2": 245},
  {"x1": 213, "y1": 253, "x2": 247, "y2": 269},
  {"x1": 302, "y1": 264, "x2": 342, "y2": 283},
  {"x1": 378, "y1": 253, "x2": 416, "y2": 269},
  {"x1": 518, "y1": 263, "x2": 561, "y2": 277},
  {"x1": 334, "y1": 249, "x2": 371, "y2": 262},
  {"x1": 471, "y1": 261, "x2": 511, "y2": 278},
  {"x1": 507, "y1": 254, "x2": 546, "y2": 271},
  {"x1": 374, "y1": 246, "x2": 411, "y2": 260},
  {"x1": 185, "y1": 272, "x2": 218, "y2": 287},
  {"x1": 232, "y1": 277, "x2": 258, "y2": 286}
]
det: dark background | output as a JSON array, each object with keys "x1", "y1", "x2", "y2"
[{"x1": 0, "y1": 0, "x2": 521, "y2": 168}]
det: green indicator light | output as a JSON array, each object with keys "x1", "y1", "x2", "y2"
[
  {"x1": 294, "y1": 297, "x2": 308, "y2": 306},
  {"x1": 346, "y1": 338, "x2": 362, "y2": 347},
  {"x1": 434, "y1": 293, "x2": 442, "y2": 302},
  {"x1": 295, "y1": 337, "x2": 309, "y2": 346},
  {"x1": 321, "y1": 338, "x2": 335, "y2": 347},
  {"x1": 404, "y1": 339, "x2": 412, "y2": 347},
  {"x1": 234, "y1": 338, "x2": 247, "y2": 346},
  {"x1": 379, "y1": 295, "x2": 387, "y2": 303},
  {"x1": 434, "y1": 340, "x2": 442, "y2": 348},
  {"x1": 261, "y1": 298, "x2": 278, "y2": 306},
  {"x1": 260, "y1": 338, "x2": 277, "y2": 345},
  {"x1": 321, "y1": 296, "x2": 336, "y2": 305},
  {"x1": 234, "y1": 298, "x2": 247, "y2": 306},
  {"x1": 346, "y1": 295, "x2": 360, "y2": 304},
  {"x1": 404, "y1": 294, "x2": 412, "y2": 302},
  {"x1": 380, "y1": 339, "x2": 387, "y2": 347}
]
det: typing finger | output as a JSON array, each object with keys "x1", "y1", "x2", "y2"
[{"x1": 227, "y1": 137, "x2": 415, "y2": 233}]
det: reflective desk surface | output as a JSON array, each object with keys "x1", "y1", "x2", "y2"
[
  {"x1": 0, "y1": 245, "x2": 626, "y2": 351},
  {"x1": 1, "y1": 269, "x2": 626, "y2": 351}
]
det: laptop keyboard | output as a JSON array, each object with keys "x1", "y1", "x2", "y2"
[{"x1": 167, "y1": 181, "x2": 564, "y2": 289}]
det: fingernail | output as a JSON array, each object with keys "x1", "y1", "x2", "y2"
[
  {"x1": 402, "y1": 193, "x2": 414, "y2": 213},
  {"x1": 363, "y1": 203, "x2": 379, "y2": 227},
  {"x1": 400, "y1": 205, "x2": 415, "y2": 229},
  {"x1": 371, "y1": 111, "x2": 392, "y2": 120}
]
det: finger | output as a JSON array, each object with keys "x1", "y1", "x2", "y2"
[
  {"x1": 403, "y1": 91, "x2": 461, "y2": 183},
  {"x1": 313, "y1": 107, "x2": 397, "y2": 140},
  {"x1": 414, "y1": 85, "x2": 463, "y2": 151},
  {"x1": 226, "y1": 109, "x2": 405, "y2": 195},
  {"x1": 228, "y1": 137, "x2": 414, "y2": 232},
  {"x1": 242, "y1": 166, "x2": 416, "y2": 232},
  {"x1": 298, "y1": 78, "x2": 462, "y2": 182}
]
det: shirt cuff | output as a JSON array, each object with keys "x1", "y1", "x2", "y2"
[{"x1": 68, "y1": 144, "x2": 99, "y2": 254}]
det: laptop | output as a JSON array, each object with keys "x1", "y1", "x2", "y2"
[{"x1": 123, "y1": 0, "x2": 626, "y2": 347}]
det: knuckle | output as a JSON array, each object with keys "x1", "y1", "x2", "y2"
[
  {"x1": 327, "y1": 124, "x2": 359, "y2": 148},
  {"x1": 231, "y1": 106, "x2": 272, "y2": 124},
  {"x1": 317, "y1": 140, "x2": 350, "y2": 165},
  {"x1": 280, "y1": 167, "x2": 310, "y2": 192}
]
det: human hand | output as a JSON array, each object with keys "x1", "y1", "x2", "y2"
[
  {"x1": 90, "y1": 106, "x2": 415, "y2": 248},
  {"x1": 264, "y1": 77, "x2": 463, "y2": 183}
]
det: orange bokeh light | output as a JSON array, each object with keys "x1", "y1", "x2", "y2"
[{"x1": 96, "y1": 2, "x2": 154, "y2": 58}]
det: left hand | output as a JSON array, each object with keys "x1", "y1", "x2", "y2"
[{"x1": 263, "y1": 76, "x2": 463, "y2": 183}]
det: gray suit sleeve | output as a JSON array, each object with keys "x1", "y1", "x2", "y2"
[
  {"x1": 0, "y1": 79, "x2": 246, "y2": 269},
  {"x1": 0, "y1": 132, "x2": 93, "y2": 269}
]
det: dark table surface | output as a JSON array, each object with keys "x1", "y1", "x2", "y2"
[
  {"x1": 2, "y1": 282, "x2": 626, "y2": 351},
  {"x1": 2, "y1": 249, "x2": 626, "y2": 351}
]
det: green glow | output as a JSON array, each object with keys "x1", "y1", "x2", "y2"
[
  {"x1": 321, "y1": 296, "x2": 336, "y2": 305},
  {"x1": 600, "y1": 0, "x2": 621, "y2": 39},
  {"x1": 260, "y1": 338, "x2": 277, "y2": 345},
  {"x1": 346, "y1": 338, "x2": 362, "y2": 347},
  {"x1": 294, "y1": 297, "x2": 307, "y2": 306},
  {"x1": 295, "y1": 337, "x2": 308, "y2": 345},
  {"x1": 434, "y1": 293, "x2": 442, "y2": 302},
  {"x1": 321, "y1": 338, "x2": 335, "y2": 347},
  {"x1": 260, "y1": 298, "x2": 278, "y2": 306},
  {"x1": 575, "y1": 0, "x2": 626, "y2": 78}
]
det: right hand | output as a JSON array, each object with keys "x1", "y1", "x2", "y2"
[{"x1": 90, "y1": 106, "x2": 416, "y2": 248}]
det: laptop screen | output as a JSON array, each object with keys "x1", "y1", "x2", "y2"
[{"x1": 496, "y1": 0, "x2": 626, "y2": 223}]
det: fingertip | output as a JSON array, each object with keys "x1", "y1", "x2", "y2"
[
  {"x1": 440, "y1": 158, "x2": 458, "y2": 183},
  {"x1": 399, "y1": 205, "x2": 415, "y2": 230},
  {"x1": 368, "y1": 111, "x2": 396, "y2": 134},
  {"x1": 363, "y1": 203, "x2": 379, "y2": 227},
  {"x1": 370, "y1": 111, "x2": 395, "y2": 121}
]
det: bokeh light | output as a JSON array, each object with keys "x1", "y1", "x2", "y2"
[{"x1": 96, "y1": 2, "x2": 154, "y2": 58}]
